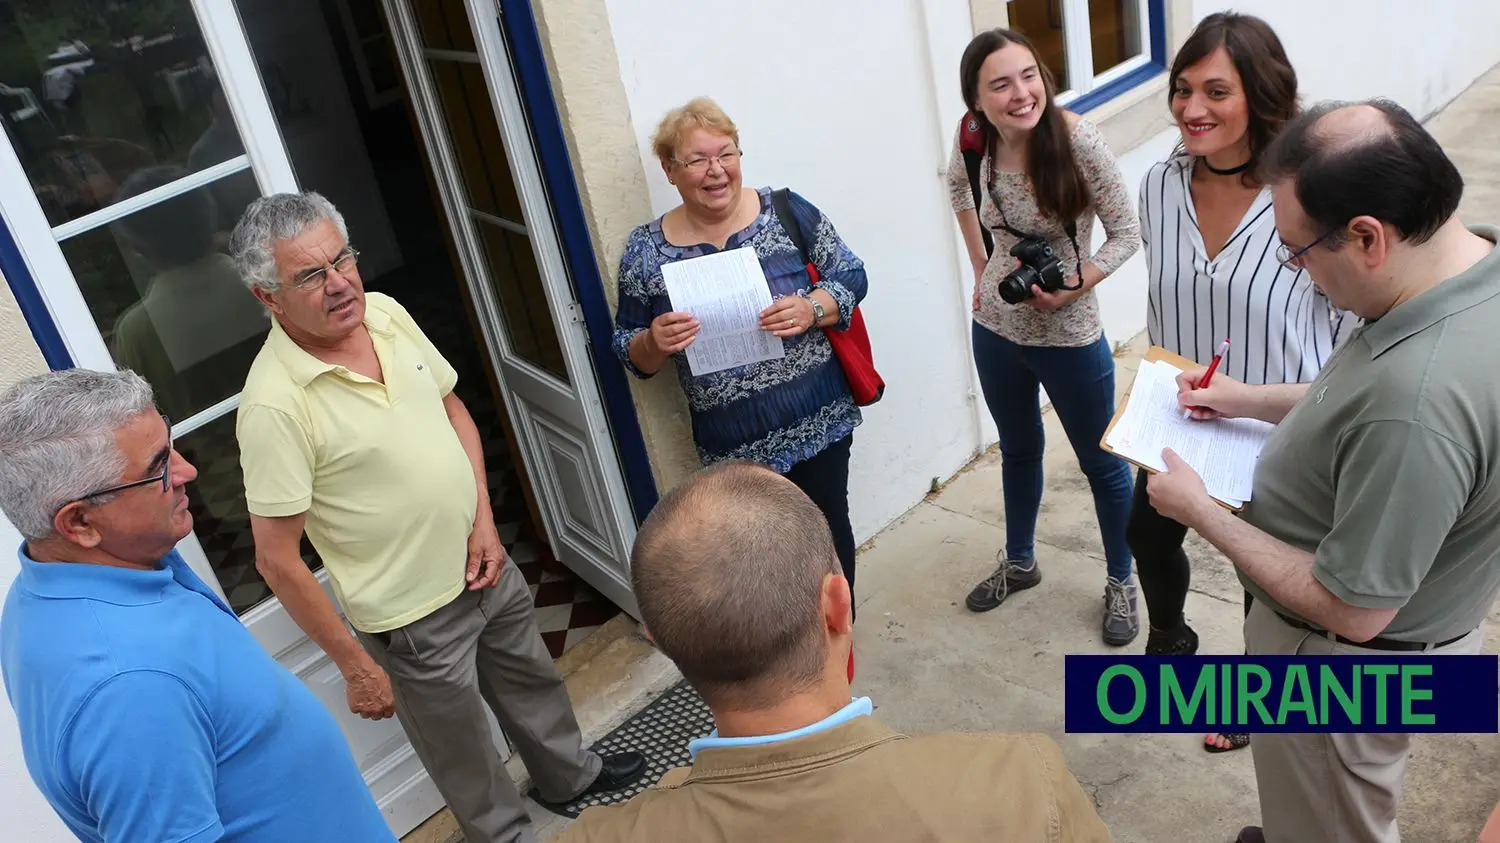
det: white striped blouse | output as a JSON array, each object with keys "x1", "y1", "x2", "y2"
[{"x1": 1139, "y1": 154, "x2": 1358, "y2": 386}]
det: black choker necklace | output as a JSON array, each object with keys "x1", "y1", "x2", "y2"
[{"x1": 1203, "y1": 158, "x2": 1251, "y2": 176}]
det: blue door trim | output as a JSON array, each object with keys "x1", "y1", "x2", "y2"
[
  {"x1": 0, "y1": 213, "x2": 73, "y2": 369},
  {"x1": 497, "y1": 0, "x2": 659, "y2": 523}
]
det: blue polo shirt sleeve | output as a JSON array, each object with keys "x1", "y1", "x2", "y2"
[{"x1": 64, "y1": 670, "x2": 224, "y2": 843}]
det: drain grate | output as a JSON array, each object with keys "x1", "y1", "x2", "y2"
[{"x1": 531, "y1": 679, "x2": 713, "y2": 819}]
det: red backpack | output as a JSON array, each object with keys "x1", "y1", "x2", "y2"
[{"x1": 958, "y1": 113, "x2": 995, "y2": 258}]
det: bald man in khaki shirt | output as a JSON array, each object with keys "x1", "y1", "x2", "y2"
[{"x1": 559, "y1": 462, "x2": 1110, "y2": 843}]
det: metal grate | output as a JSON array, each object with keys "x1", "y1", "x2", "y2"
[{"x1": 531, "y1": 679, "x2": 713, "y2": 819}]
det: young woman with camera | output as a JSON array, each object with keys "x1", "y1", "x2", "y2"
[
  {"x1": 948, "y1": 28, "x2": 1141, "y2": 645},
  {"x1": 1130, "y1": 13, "x2": 1357, "y2": 754}
]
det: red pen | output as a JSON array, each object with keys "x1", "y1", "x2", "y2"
[{"x1": 1185, "y1": 339, "x2": 1229, "y2": 418}]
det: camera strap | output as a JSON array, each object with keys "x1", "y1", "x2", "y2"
[{"x1": 987, "y1": 184, "x2": 1086, "y2": 291}]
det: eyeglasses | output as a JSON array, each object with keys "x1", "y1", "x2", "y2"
[
  {"x1": 1276, "y1": 229, "x2": 1338, "y2": 269},
  {"x1": 671, "y1": 150, "x2": 743, "y2": 174},
  {"x1": 67, "y1": 414, "x2": 175, "y2": 505},
  {"x1": 288, "y1": 248, "x2": 360, "y2": 292}
]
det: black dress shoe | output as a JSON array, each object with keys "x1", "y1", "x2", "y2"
[
  {"x1": 583, "y1": 751, "x2": 647, "y2": 795},
  {"x1": 530, "y1": 751, "x2": 649, "y2": 816},
  {"x1": 1235, "y1": 826, "x2": 1265, "y2": 843}
]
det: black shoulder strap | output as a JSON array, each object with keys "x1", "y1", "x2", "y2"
[{"x1": 770, "y1": 188, "x2": 811, "y2": 264}]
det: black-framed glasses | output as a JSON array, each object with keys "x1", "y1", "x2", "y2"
[
  {"x1": 288, "y1": 247, "x2": 360, "y2": 292},
  {"x1": 69, "y1": 414, "x2": 175, "y2": 504},
  {"x1": 1276, "y1": 229, "x2": 1338, "y2": 269}
]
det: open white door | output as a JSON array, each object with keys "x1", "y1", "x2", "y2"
[{"x1": 383, "y1": 0, "x2": 640, "y2": 617}]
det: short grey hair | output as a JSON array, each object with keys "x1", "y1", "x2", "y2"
[
  {"x1": 0, "y1": 369, "x2": 157, "y2": 541},
  {"x1": 228, "y1": 191, "x2": 349, "y2": 293}
]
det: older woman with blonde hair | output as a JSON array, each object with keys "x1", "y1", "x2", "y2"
[{"x1": 612, "y1": 97, "x2": 870, "y2": 613}]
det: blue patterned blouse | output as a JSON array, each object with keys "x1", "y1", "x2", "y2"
[{"x1": 612, "y1": 187, "x2": 868, "y2": 473}]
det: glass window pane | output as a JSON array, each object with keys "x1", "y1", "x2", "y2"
[
  {"x1": 1007, "y1": 0, "x2": 1071, "y2": 92},
  {"x1": 175, "y1": 412, "x2": 323, "y2": 615},
  {"x1": 413, "y1": 0, "x2": 476, "y2": 53},
  {"x1": 1089, "y1": 0, "x2": 1143, "y2": 77},
  {"x1": 473, "y1": 219, "x2": 568, "y2": 381},
  {"x1": 429, "y1": 60, "x2": 525, "y2": 223},
  {"x1": 60, "y1": 168, "x2": 268, "y2": 422},
  {"x1": 0, "y1": 0, "x2": 250, "y2": 227}
]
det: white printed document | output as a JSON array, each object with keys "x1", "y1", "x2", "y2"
[
  {"x1": 661, "y1": 247, "x2": 785, "y2": 376},
  {"x1": 1103, "y1": 358, "x2": 1274, "y2": 509}
]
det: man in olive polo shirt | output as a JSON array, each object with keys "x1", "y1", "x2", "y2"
[
  {"x1": 1146, "y1": 99, "x2": 1500, "y2": 843},
  {"x1": 231, "y1": 192, "x2": 645, "y2": 843}
]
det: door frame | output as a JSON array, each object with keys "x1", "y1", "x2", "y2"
[
  {"x1": 491, "y1": 0, "x2": 659, "y2": 524},
  {"x1": 379, "y1": 0, "x2": 641, "y2": 617}
]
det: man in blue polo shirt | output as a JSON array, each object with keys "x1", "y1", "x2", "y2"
[{"x1": 0, "y1": 368, "x2": 394, "y2": 843}]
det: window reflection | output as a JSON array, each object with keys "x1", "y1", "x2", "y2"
[
  {"x1": 0, "y1": 0, "x2": 249, "y2": 227},
  {"x1": 174, "y1": 412, "x2": 323, "y2": 615},
  {"x1": 62, "y1": 167, "x2": 269, "y2": 421}
]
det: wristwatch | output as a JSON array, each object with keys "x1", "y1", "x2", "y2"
[{"x1": 805, "y1": 294, "x2": 826, "y2": 324}]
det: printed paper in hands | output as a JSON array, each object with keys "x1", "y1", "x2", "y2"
[
  {"x1": 661, "y1": 247, "x2": 785, "y2": 376},
  {"x1": 1105, "y1": 359, "x2": 1274, "y2": 508}
]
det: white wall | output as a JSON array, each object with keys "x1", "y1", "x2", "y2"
[
  {"x1": 1210, "y1": 0, "x2": 1500, "y2": 120},
  {"x1": 0, "y1": 514, "x2": 71, "y2": 841}
]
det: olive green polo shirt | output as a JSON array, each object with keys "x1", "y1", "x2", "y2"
[
  {"x1": 1240, "y1": 224, "x2": 1500, "y2": 643},
  {"x1": 236, "y1": 292, "x2": 476, "y2": 633}
]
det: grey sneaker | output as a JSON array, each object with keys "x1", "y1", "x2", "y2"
[
  {"x1": 1102, "y1": 576, "x2": 1139, "y2": 646},
  {"x1": 965, "y1": 554, "x2": 1042, "y2": 613}
]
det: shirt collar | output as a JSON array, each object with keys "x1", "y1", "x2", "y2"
[
  {"x1": 266, "y1": 294, "x2": 393, "y2": 387},
  {"x1": 687, "y1": 696, "x2": 874, "y2": 760},
  {"x1": 1363, "y1": 224, "x2": 1500, "y2": 358},
  {"x1": 13, "y1": 543, "x2": 236, "y2": 617}
]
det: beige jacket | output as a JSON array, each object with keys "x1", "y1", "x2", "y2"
[{"x1": 556, "y1": 717, "x2": 1110, "y2": 842}]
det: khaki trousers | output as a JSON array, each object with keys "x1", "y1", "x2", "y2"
[
  {"x1": 1242, "y1": 599, "x2": 1484, "y2": 843},
  {"x1": 358, "y1": 563, "x2": 601, "y2": 843}
]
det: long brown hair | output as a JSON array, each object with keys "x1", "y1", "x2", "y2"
[
  {"x1": 960, "y1": 28, "x2": 1091, "y2": 224},
  {"x1": 1169, "y1": 12, "x2": 1299, "y2": 186}
]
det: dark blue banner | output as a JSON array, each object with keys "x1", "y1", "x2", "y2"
[{"x1": 1064, "y1": 655, "x2": 1498, "y2": 733}]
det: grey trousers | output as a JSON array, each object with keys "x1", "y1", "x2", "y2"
[
  {"x1": 357, "y1": 563, "x2": 602, "y2": 843},
  {"x1": 1242, "y1": 599, "x2": 1484, "y2": 843}
]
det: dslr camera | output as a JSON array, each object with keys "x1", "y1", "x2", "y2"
[{"x1": 997, "y1": 237, "x2": 1067, "y2": 305}]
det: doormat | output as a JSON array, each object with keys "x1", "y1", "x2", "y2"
[{"x1": 530, "y1": 679, "x2": 713, "y2": 819}]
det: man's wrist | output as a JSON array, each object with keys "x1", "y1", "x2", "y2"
[{"x1": 334, "y1": 643, "x2": 378, "y2": 677}]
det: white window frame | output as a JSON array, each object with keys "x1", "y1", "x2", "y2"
[
  {"x1": 1041, "y1": 0, "x2": 1156, "y2": 107},
  {"x1": 0, "y1": 0, "x2": 301, "y2": 597}
]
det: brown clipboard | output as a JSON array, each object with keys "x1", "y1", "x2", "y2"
[{"x1": 1100, "y1": 346, "x2": 1246, "y2": 513}]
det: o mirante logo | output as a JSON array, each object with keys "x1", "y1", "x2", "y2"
[{"x1": 1064, "y1": 656, "x2": 1498, "y2": 733}]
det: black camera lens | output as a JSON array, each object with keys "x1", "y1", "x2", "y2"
[{"x1": 998, "y1": 265, "x2": 1038, "y2": 304}]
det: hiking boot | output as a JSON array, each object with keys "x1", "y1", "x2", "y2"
[
  {"x1": 1102, "y1": 576, "x2": 1139, "y2": 646},
  {"x1": 965, "y1": 554, "x2": 1041, "y2": 613},
  {"x1": 1144, "y1": 621, "x2": 1199, "y2": 655}
]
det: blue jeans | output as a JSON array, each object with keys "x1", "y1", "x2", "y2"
[{"x1": 971, "y1": 323, "x2": 1135, "y2": 582}]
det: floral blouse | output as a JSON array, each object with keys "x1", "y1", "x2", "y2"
[
  {"x1": 611, "y1": 187, "x2": 868, "y2": 473},
  {"x1": 947, "y1": 116, "x2": 1140, "y2": 347}
]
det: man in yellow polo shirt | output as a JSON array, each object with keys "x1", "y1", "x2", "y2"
[{"x1": 231, "y1": 192, "x2": 646, "y2": 843}]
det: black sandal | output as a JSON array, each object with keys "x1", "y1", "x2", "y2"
[{"x1": 1204, "y1": 732, "x2": 1250, "y2": 753}]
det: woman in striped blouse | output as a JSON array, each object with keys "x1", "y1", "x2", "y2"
[{"x1": 1130, "y1": 13, "x2": 1357, "y2": 753}]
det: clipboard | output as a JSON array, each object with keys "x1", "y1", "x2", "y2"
[{"x1": 1100, "y1": 346, "x2": 1247, "y2": 513}]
